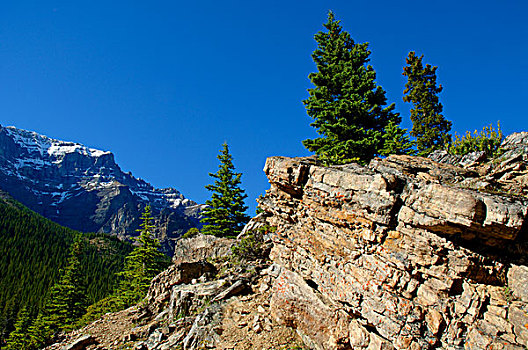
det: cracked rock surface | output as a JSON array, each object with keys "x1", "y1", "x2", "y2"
[
  {"x1": 47, "y1": 133, "x2": 528, "y2": 349},
  {"x1": 259, "y1": 145, "x2": 528, "y2": 349}
]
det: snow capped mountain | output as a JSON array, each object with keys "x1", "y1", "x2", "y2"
[{"x1": 0, "y1": 124, "x2": 203, "y2": 253}]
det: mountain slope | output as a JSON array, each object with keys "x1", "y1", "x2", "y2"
[
  {"x1": 0, "y1": 125, "x2": 203, "y2": 252},
  {"x1": 0, "y1": 191, "x2": 132, "y2": 339}
]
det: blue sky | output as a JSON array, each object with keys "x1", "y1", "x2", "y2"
[{"x1": 1, "y1": 0, "x2": 527, "y2": 214}]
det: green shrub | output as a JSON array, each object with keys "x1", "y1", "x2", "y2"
[
  {"x1": 231, "y1": 234, "x2": 263, "y2": 261},
  {"x1": 182, "y1": 227, "x2": 200, "y2": 239},
  {"x1": 448, "y1": 122, "x2": 503, "y2": 157},
  {"x1": 231, "y1": 225, "x2": 275, "y2": 261}
]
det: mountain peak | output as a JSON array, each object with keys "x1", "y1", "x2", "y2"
[
  {"x1": 0, "y1": 124, "x2": 202, "y2": 254},
  {"x1": 3, "y1": 124, "x2": 112, "y2": 158}
]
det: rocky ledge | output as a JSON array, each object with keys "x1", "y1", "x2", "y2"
[
  {"x1": 258, "y1": 135, "x2": 528, "y2": 349},
  {"x1": 47, "y1": 232, "x2": 304, "y2": 350},
  {"x1": 49, "y1": 133, "x2": 528, "y2": 349}
]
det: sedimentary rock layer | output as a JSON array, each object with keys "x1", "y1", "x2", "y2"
[{"x1": 260, "y1": 154, "x2": 528, "y2": 349}]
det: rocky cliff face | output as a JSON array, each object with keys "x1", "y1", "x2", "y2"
[
  {"x1": 0, "y1": 125, "x2": 203, "y2": 253},
  {"x1": 258, "y1": 133, "x2": 528, "y2": 349},
  {"x1": 47, "y1": 133, "x2": 528, "y2": 350}
]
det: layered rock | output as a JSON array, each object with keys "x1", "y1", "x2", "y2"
[
  {"x1": 259, "y1": 150, "x2": 528, "y2": 349},
  {"x1": 429, "y1": 132, "x2": 528, "y2": 196},
  {"x1": 44, "y1": 134, "x2": 528, "y2": 349},
  {"x1": 0, "y1": 125, "x2": 203, "y2": 253}
]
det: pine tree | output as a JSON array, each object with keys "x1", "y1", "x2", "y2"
[
  {"x1": 76, "y1": 206, "x2": 168, "y2": 326},
  {"x1": 403, "y1": 51, "x2": 452, "y2": 156},
  {"x1": 28, "y1": 236, "x2": 87, "y2": 348},
  {"x1": 201, "y1": 143, "x2": 250, "y2": 237},
  {"x1": 303, "y1": 11, "x2": 400, "y2": 165},
  {"x1": 117, "y1": 205, "x2": 169, "y2": 306},
  {"x1": 380, "y1": 120, "x2": 415, "y2": 156},
  {"x1": 5, "y1": 307, "x2": 31, "y2": 350},
  {"x1": 27, "y1": 310, "x2": 52, "y2": 349}
]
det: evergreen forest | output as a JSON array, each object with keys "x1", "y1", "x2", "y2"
[{"x1": 0, "y1": 190, "x2": 132, "y2": 345}]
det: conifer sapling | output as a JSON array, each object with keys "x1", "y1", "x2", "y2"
[{"x1": 201, "y1": 143, "x2": 249, "y2": 237}]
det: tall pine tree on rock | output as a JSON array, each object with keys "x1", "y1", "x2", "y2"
[
  {"x1": 303, "y1": 11, "x2": 400, "y2": 165},
  {"x1": 403, "y1": 51, "x2": 452, "y2": 156},
  {"x1": 201, "y1": 143, "x2": 249, "y2": 237}
]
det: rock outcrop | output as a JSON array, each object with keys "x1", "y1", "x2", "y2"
[
  {"x1": 46, "y1": 133, "x2": 528, "y2": 349},
  {"x1": 0, "y1": 125, "x2": 203, "y2": 253},
  {"x1": 258, "y1": 138, "x2": 528, "y2": 349},
  {"x1": 172, "y1": 234, "x2": 235, "y2": 265},
  {"x1": 46, "y1": 233, "x2": 304, "y2": 350}
]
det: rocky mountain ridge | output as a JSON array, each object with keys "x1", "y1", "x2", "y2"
[
  {"x1": 47, "y1": 132, "x2": 528, "y2": 349},
  {"x1": 256, "y1": 133, "x2": 528, "y2": 349},
  {"x1": 0, "y1": 125, "x2": 203, "y2": 253}
]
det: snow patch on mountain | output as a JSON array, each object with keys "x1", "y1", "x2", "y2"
[
  {"x1": 0, "y1": 124, "x2": 203, "y2": 241},
  {"x1": 4, "y1": 126, "x2": 111, "y2": 160}
]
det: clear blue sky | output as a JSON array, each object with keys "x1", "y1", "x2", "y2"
[{"x1": 1, "y1": 1, "x2": 527, "y2": 214}]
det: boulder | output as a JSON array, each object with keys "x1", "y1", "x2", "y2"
[{"x1": 173, "y1": 233, "x2": 234, "y2": 264}]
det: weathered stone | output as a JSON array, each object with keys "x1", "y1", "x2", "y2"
[
  {"x1": 509, "y1": 302, "x2": 528, "y2": 346},
  {"x1": 399, "y1": 182, "x2": 527, "y2": 241},
  {"x1": 173, "y1": 234, "x2": 234, "y2": 264},
  {"x1": 465, "y1": 326, "x2": 493, "y2": 350},
  {"x1": 508, "y1": 264, "x2": 528, "y2": 303},
  {"x1": 263, "y1": 156, "x2": 313, "y2": 198},
  {"x1": 60, "y1": 335, "x2": 97, "y2": 350},
  {"x1": 146, "y1": 329, "x2": 164, "y2": 350},
  {"x1": 366, "y1": 332, "x2": 395, "y2": 350},
  {"x1": 259, "y1": 154, "x2": 528, "y2": 349},
  {"x1": 500, "y1": 132, "x2": 528, "y2": 159},
  {"x1": 416, "y1": 283, "x2": 442, "y2": 307},
  {"x1": 147, "y1": 262, "x2": 217, "y2": 314},
  {"x1": 212, "y1": 280, "x2": 247, "y2": 302},
  {"x1": 349, "y1": 320, "x2": 370, "y2": 348},
  {"x1": 428, "y1": 150, "x2": 461, "y2": 166},
  {"x1": 425, "y1": 309, "x2": 444, "y2": 335},
  {"x1": 270, "y1": 269, "x2": 350, "y2": 349}
]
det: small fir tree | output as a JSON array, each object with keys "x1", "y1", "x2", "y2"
[
  {"x1": 403, "y1": 51, "x2": 452, "y2": 156},
  {"x1": 117, "y1": 205, "x2": 169, "y2": 306},
  {"x1": 303, "y1": 11, "x2": 400, "y2": 165},
  {"x1": 28, "y1": 236, "x2": 87, "y2": 348},
  {"x1": 380, "y1": 120, "x2": 415, "y2": 156},
  {"x1": 201, "y1": 143, "x2": 250, "y2": 237},
  {"x1": 76, "y1": 206, "x2": 168, "y2": 326},
  {"x1": 5, "y1": 307, "x2": 32, "y2": 350}
]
